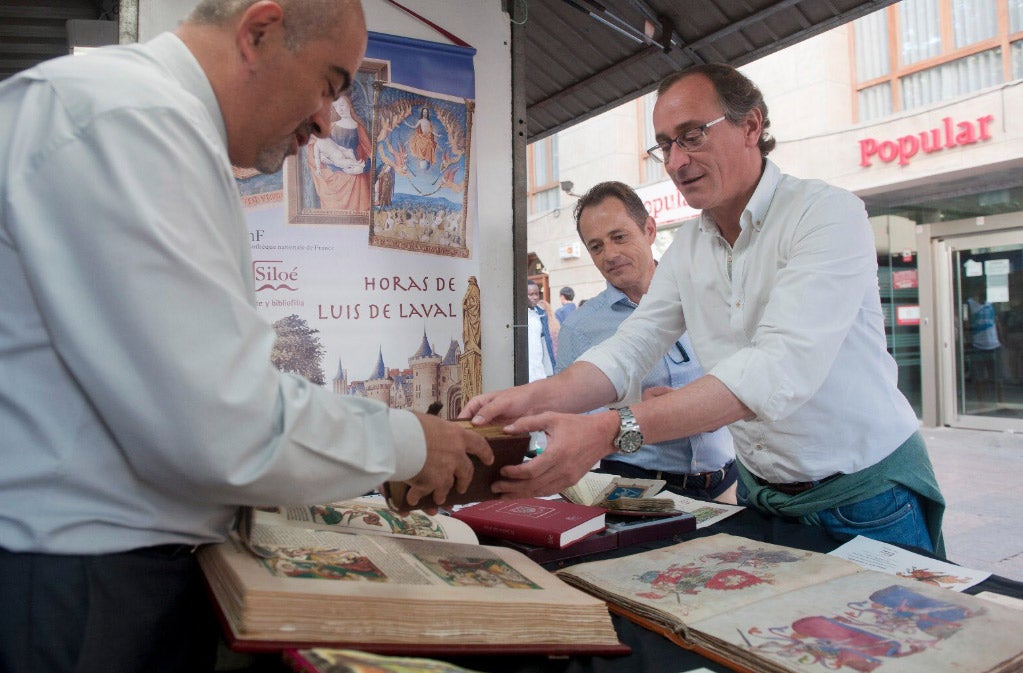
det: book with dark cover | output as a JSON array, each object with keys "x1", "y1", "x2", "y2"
[
  {"x1": 483, "y1": 511, "x2": 696, "y2": 565},
  {"x1": 452, "y1": 498, "x2": 606, "y2": 549},
  {"x1": 382, "y1": 423, "x2": 530, "y2": 510},
  {"x1": 611, "y1": 510, "x2": 696, "y2": 546}
]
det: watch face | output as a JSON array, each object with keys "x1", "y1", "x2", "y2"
[{"x1": 618, "y1": 430, "x2": 643, "y2": 454}]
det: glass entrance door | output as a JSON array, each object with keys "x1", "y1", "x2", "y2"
[{"x1": 942, "y1": 230, "x2": 1023, "y2": 430}]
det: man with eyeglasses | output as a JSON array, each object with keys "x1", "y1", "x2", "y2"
[
  {"x1": 556, "y1": 181, "x2": 736, "y2": 502},
  {"x1": 464, "y1": 64, "x2": 945, "y2": 556}
]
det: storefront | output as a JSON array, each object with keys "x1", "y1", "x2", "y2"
[{"x1": 775, "y1": 81, "x2": 1023, "y2": 430}]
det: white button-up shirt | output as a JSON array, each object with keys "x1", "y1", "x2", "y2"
[
  {"x1": 580, "y1": 160, "x2": 918, "y2": 483},
  {"x1": 0, "y1": 34, "x2": 425, "y2": 554}
]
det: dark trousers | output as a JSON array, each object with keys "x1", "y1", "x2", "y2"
[{"x1": 0, "y1": 545, "x2": 219, "y2": 673}]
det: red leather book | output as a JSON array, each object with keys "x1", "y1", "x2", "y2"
[
  {"x1": 452, "y1": 498, "x2": 606, "y2": 549},
  {"x1": 483, "y1": 511, "x2": 696, "y2": 566}
]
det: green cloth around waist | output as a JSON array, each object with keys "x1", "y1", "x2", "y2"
[{"x1": 737, "y1": 431, "x2": 945, "y2": 557}]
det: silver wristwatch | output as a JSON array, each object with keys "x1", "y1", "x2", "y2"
[{"x1": 613, "y1": 407, "x2": 644, "y2": 454}]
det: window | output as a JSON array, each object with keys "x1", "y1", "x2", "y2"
[
  {"x1": 901, "y1": 47, "x2": 1003, "y2": 109},
  {"x1": 853, "y1": 0, "x2": 1022, "y2": 121},
  {"x1": 898, "y1": 0, "x2": 941, "y2": 65},
  {"x1": 527, "y1": 136, "x2": 559, "y2": 215}
]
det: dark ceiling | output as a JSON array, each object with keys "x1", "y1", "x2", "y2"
[
  {"x1": 0, "y1": 0, "x2": 899, "y2": 140},
  {"x1": 0, "y1": 1, "x2": 116, "y2": 81},
  {"x1": 517, "y1": 0, "x2": 899, "y2": 141}
]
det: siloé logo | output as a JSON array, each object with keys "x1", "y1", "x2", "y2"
[{"x1": 252, "y1": 260, "x2": 299, "y2": 292}]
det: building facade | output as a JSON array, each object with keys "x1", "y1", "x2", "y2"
[{"x1": 527, "y1": 0, "x2": 1023, "y2": 431}]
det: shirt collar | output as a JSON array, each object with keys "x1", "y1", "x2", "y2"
[
  {"x1": 697, "y1": 158, "x2": 781, "y2": 236},
  {"x1": 145, "y1": 33, "x2": 229, "y2": 152},
  {"x1": 604, "y1": 281, "x2": 637, "y2": 309}
]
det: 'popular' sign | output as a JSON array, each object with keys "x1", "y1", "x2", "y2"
[{"x1": 859, "y1": 115, "x2": 994, "y2": 167}]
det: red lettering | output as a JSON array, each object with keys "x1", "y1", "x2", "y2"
[
  {"x1": 877, "y1": 141, "x2": 898, "y2": 163},
  {"x1": 977, "y1": 114, "x2": 994, "y2": 139},
  {"x1": 955, "y1": 120, "x2": 978, "y2": 145},
  {"x1": 860, "y1": 114, "x2": 996, "y2": 168},
  {"x1": 919, "y1": 129, "x2": 942, "y2": 153},
  {"x1": 897, "y1": 135, "x2": 918, "y2": 166},
  {"x1": 943, "y1": 117, "x2": 956, "y2": 148},
  {"x1": 859, "y1": 138, "x2": 878, "y2": 167}
]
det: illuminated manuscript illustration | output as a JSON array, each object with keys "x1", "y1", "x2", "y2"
[
  {"x1": 558, "y1": 535, "x2": 1023, "y2": 673},
  {"x1": 418, "y1": 554, "x2": 541, "y2": 590},
  {"x1": 286, "y1": 60, "x2": 389, "y2": 225},
  {"x1": 738, "y1": 583, "x2": 985, "y2": 672},
  {"x1": 261, "y1": 547, "x2": 387, "y2": 582},
  {"x1": 369, "y1": 83, "x2": 474, "y2": 258}
]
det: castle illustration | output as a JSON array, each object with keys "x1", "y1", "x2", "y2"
[{"x1": 333, "y1": 329, "x2": 463, "y2": 419}]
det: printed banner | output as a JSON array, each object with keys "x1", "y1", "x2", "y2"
[{"x1": 240, "y1": 32, "x2": 481, "y2": 419}]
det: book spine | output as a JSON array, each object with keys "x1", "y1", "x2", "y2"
[{"x1": 464, "y1": 520, "x2": 561, "y2": 547}]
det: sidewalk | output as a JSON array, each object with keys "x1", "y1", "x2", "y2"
[{"x1": 922, "y1": 425, "x2": 1023, "y2": 582}]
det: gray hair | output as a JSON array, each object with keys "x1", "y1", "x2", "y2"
[
  {"x1": 187, "y1": 0, "x2": 354, "y2": 50},
  {"x1": 657, "y1": 63, "x2": 776, "y2": 157}
]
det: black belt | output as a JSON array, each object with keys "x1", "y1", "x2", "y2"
[
  {"x1": 601, "y1": 460, "x2": 735, "y2": 493},
  {"x1": 753, "y1": 472, "x2": 842, "y2": 495}
]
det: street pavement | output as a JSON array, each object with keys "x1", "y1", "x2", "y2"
[{"x1": 923, "y1": 425, "x2": 1023, "y2": 582}]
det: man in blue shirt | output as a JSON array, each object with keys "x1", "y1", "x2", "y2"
[
  {"x1": 557, "y1": 181, "x2": 736, "y2": 501},
  {"x1": 555, "y1": 286, "x2": 577, "y2": 325}
]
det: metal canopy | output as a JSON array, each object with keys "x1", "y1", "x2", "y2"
[
  {"x1": 520, "y1": 0, "x2": 899, "y2": 141},
  {"x1": 2, "y1": 2, "x2": 900, "y2": 140}
]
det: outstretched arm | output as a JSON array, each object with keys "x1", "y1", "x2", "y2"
[
  {"x1": 460, "y1": 361, "x2": 618, "y2": 426},
  {"x1": 489, "y1": 375, "x2": 751, "y2": 499}
]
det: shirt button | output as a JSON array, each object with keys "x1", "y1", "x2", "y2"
[
  {"x1": 754, "y1": 443, "x2": 764, "y2": 450},
  {"x1": 735, "y1": 300, "x2": 742, "y2": 308}
]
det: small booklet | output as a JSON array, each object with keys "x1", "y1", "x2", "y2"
[
  {"x1": 829, "y1": 534, "x2": 992, "y2": 591},
  {"x1": 556, "y1": 533, "x2": 1023, "y2": 673},
  {"x1": 648, "y1": 490, "x2": 745, "y2": 529},
  {"x1": 199, "y1": 497, "x2": 626, "y2": 655},
  {"x1": 560, "y1": 471, "x2": 671, "y2": 512}
]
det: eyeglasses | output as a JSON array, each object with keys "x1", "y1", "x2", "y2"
[{"x1": 646, "y1": 115, "x2": 726, "y2": 163}]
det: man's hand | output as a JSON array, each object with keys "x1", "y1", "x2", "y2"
[
  {"x1": 459, "y1": 385, "x2": 539, "y2": 426},
  {"x1": 404, "y1": 413, "x2": 494, "y2": 508},
  {"x1": 461, "y1": 363, "x2": 617, "y2": 428},
  {"x1": 488, "y1": 410, "x2": 619, "y2": 499}
]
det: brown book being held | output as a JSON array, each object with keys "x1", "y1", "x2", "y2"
[{"x1": 382, "y1": 422, "x2": 530, "y2": 510}]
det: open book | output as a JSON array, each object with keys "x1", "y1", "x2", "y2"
[
  {"x1": 199, "y1": 497, "x2": 626, "y2": 656},
  {"x1": 556, "y1": 533, "x2": 1023, "y2": 673},
  {"x1": 560, "y1": 471, "x2": 673, "y2": 512}
]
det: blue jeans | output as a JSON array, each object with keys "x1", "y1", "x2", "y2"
[{"x1": 737, "y1": 481, "x2": 934, "y2": 553}]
